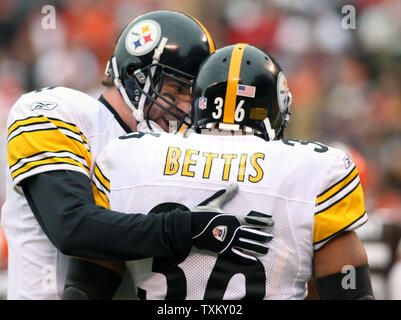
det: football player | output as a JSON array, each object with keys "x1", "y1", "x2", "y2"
[
  {"x1": 1, "y1": 11, "x2": 273, "y2": 300},
  {"x1": 63, "y1": 44, "x2": 374, "y2": 299}
]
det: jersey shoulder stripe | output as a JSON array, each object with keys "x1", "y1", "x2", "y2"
[
  {"x1": 94, "y1": 164, "x2": 110, "y2": 193},
  {"x1": 8, "y1": 116, "x2": 89, "y2": 150},
  {"x1": 91, "y1": 182, "x2": 110, "y2": 209},
  {"x1": 312, "y1": 146, "x2": 367, "y2": 250},
  {"x1": 8, "y1": 115, "x2": 48, "y2": 135},
  {"x1": 315, "y1": 169, "x2": 361, "y2": 214},
  {"x1": 10, "y1": 150, "x2": 89, "y2": 172},
  {"x1": 313, "y1": 180, "x2": 366, "y2": 249},
  {"x1": 92, "y1": 165, "x2": 110, "y2": 209},
  {"x1": 315, "y1": 165, "x2": 358, "y2": 205},
  {"x1": 314, "y1": 211, "x2": 367, "y2": 250},
  {"x1": 7, "y1": 114, "x2": 92, "y2": 184},
  {"x1": 13, "y1": 160, "x2": 90, "y2": 182},
  {"x1": 9, "y1": 150, "x2": 86, "y2": 172},
  {"x1": 91, "y1": 140, "x2": 114, "y2": 210}
]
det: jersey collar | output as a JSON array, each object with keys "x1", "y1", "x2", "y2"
[{"x1": 98, "y1": 95, "x2": 132, "y2": 134}]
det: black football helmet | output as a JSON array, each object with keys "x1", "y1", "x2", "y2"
[
  {"x1": 192, "y1": 44, "x2": 292, "y2": 140},
  {"x1": 105, "y1": 10, "x2": 215, "y2": 132}
]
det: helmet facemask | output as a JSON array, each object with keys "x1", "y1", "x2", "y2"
[{"x1": 123, "y1": 62, "x2": 194, "y2": 133}]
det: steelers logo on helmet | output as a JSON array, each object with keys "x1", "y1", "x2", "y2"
[
  {"x1": 277, "y1": 71, "x2": 290, "y2": 112},
  {"x1": 125, "y1": 19, "x2": 161, "y2": 56}
]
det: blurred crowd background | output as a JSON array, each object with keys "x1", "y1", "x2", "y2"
[{"x1": 0, "y1": 0, "x2": 400, "y2": 299}]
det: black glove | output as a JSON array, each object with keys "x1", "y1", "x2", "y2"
[{"x1": 191, "y1": 183, "x2": 274, "y2": 262}]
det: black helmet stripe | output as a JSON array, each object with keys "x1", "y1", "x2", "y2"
[{"x1": 223, "y1": 43, "x2": 248, "y2": 124}]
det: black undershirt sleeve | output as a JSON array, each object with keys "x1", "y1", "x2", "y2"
[{"x1": 21, "y1": 170, "x2": 192, "y2": 261}]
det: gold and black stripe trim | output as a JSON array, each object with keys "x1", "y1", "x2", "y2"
[
  {"x1": 7, "y1": 115, "x2": 45, "y2": 135},
  {"x1": 12, "y1": 161, "x2": 88, "y2": 181},
  {"x1": 316, "y1": 166, "x2": 357, "y2": 204},
  {"x1": 314, "y1": 211, "x2": 367, "y2": 249},
  {"x1": 8, "y1": 126, "x2": 89, "y2": 150},
  {"x1": 11, "y1": 156, "x2": 89, "y2": 174},
  {"x1": 92, "y1": 180, "x2": 108, "y2": 197},
  {"x1": 7, "y1": 127, "x2": 91, "y2": 162},
  {"x1": 313, "y1": 181, "x2": 365, "y2": 246},
  {"x1": 315, "y1": 180, "x2": 361, "y2": 215},
  {"x1": 9, "y1": 149, "x2": 86, "y2": 171},
  {"x1": 316, "y1": 172, "x2": 359, "y2": 207},
  {"x1": 8, "y1": 121, "x2": 53, "y2": 139},
  {"x1": 8, "y1": 133, "x2": 91, "y2": 171},
  {"x1": 91, "y1": 182, "x2": 110, "y2": 209},
  {"x1": 8, "y1": 116, "x2": 89, "y2": 146},
  {"x1": 11, "y1": 153, "x2": 89, "y2": 172},
  {"x1": 8, "y1": 115, "x2": 84, "y2": 136},
  {"x1": 8, "y1": 125, "x2": 89, "y2": 149},
  {"x1": 47, "y1": 117, "x2": 89, "y2": 145},
  {"x1": 317, "y1": 165, "x2": 357, "y2": 197},
  {"x1": 94, "y1": 164, "x2": 110, "y2": 193},
  {"x1": 8, "y1": 127, "x2": 57, "y2": 143},
  {"x1": 95, "y1": 164, "x2": 110, "y2": 183}
]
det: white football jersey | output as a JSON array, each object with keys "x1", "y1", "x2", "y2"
[
  {"x1": 1, "y1": 86, "x2": 131, "y2": 299},
  {"x1": 92, "y1": 132, "x2": 367, "y2": 300}
]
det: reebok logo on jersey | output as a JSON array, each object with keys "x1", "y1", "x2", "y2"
[
  {"x1": 343, "y1": 155, "x2": 353, "y2": 169},
  {"x1": 31, "y1": 101, "x2": 58, "y2": 111},
  {"x1": 213, "y1": 226, "x2": 227, "y2": 242}
]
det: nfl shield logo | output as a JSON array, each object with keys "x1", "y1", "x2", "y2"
[{"x1": 198, "y1": 97, "x2": 207, "y2": 110}]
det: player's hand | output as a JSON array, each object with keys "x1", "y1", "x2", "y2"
[{"x1": 191, "y1": 183, "x2": 274, "y2": 263}]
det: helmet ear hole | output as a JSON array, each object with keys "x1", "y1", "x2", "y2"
[{"x1": 126, "y1": 65, "x2": 136, "y2": 78}]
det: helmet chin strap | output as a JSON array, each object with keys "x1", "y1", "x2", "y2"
[
  {"x1": 111, "y1": 56, "x2": 137, "y2": 114},
  {"x1": 263, "y1": 118, "x2": 276, "y2": 141},
  {"x1": 111, "y1": 37, "x2": 168, "y2": 131},
  {"x1": 135, "y1": 37, "x2": 168, "y2": 129}
]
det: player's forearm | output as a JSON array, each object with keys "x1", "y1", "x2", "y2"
[
  {"x1": 21, "y1": 170, "x2": 192, "y2": 260},
  {"x1": 59, "y1": 204, "x2": 193, "y2": 260}
]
